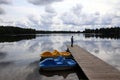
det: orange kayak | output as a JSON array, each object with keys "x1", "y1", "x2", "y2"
[
  {"x1": 40, "y1": 50, "x2": 71, "y2": 58},
  {"x1": 60, "y1": 52, "x2": 71, "y2": 57},
  {"x1": 52, "y1": 50, "x2": 61, "y2": 56},
  {"x1": 40, "y1": 51, "x2": 53, "y2": 57}
]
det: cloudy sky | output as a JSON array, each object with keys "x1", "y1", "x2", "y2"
[{"x1": 0, "y1": 0, "x2": 120, "y2": 31}]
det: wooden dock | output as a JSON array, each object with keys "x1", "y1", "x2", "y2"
[{"x1": 67, "y1": 45, "x2": 120, "y2": 80}]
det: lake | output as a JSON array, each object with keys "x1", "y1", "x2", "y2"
[{"x1": 0, "y1": 33, "x2": 120, "y2": 80}]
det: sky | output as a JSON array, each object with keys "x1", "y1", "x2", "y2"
[{"x1": 0, "y1": 0, "x2": 120, "y2": 31}]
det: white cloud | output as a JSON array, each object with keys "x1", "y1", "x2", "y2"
[
  {"x1": 111, "y1": 16, "x2": 120, "y2": 26},
  {"x1": 60, "y1": 4, "x2": 120, "y2": 29},
  {"x1": 24, "y1": 5, "x2": 57, "y2": 30},
  {"x1": 24, "y1": 15, "x2": 41, "y2": 29},
  {"x1": 39, "y1": 6, "x2": 57, "y2": 30},
  {"x1": 0, "y1": 0, "x2": 120, "y2": 30},
  {"x1": 61, "y1": 4, "x2": 98, "y2": 26},
  {"x1": 15, "y1": 21, "x2": 28, "y2": 28}
]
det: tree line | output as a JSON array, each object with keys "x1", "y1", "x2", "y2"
[
  {"x1": 0, "y1": 26, "x2": 81, "y2": 35},
  {"x1": 1, "y1": 26, "x2": 120, "y2": 35},
  {"x1": 83, "y1": 27, "x2": 120, "y2": 35},
  {"x1": 0, "y1": 26, "x2": 36, "y2": 35}
]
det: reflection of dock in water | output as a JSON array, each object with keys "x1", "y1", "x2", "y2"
[
  {"x1": 67, "y1": 45, "x2": 120, "y2": 80},
  {"x1": 39, "y1": 59, "x2": 88, "y2": 80},
  {"x1": 39, "y1": 65, "x2": 88, "y2": 80},
  {"x1": 39, "y1": 69, "x2": 76, "y2": 79}
]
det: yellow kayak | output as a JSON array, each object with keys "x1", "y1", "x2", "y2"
[{"x1": 40, "y1": 50, "x2": 71, "y2": 58}]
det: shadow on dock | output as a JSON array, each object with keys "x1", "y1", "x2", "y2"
[
  {"x1": 66, "y1": 48, "x2": 89, "y2": 80},
  {"x1": 75, "y1": 64, "x2": 89, "y2": 80}
]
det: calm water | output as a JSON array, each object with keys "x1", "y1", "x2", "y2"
[{"x1": 0, "y1": 33, "x2": 120, "y2": 80}]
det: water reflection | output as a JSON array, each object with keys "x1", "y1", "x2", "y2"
[
  {"x1": 39, "y1": 70, "x2": 75, "y2": 78},
  {"x1": 0, "y1": 61, "x2": 13, "y2": 68},
  {"x1": 39, "y1": 70, "x2": 80, "y2": 80},
  {"x1": 0, "y1": 52, "x2": 7, "y2": 59},
  {"x1": 0, "y1": 35, "x2": 36, "y2": 43},
  {"x1": 25, "y1": 60, "x2": 41, "y2": 80},
  {"x1": 0, "y1": 33, "x2": 120, "y2": 80},
  {"x1": 84, "y1": 33, "x2": 120, "y2": 39}
]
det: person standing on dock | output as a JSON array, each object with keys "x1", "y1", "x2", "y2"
[{"x1": 71, "y1": 36, "x2": 73, "y2": 47}]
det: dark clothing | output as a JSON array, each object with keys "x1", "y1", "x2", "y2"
[{"x1": 71, "y1": 36, "x2": 73, "y2": 47}]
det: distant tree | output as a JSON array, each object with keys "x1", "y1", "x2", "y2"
[{"x1": 83, "y1": 27, "x2": 120, "y2": 35}]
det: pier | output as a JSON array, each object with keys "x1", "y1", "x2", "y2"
[{"x1": 67, "y1": 45, "x2": 120, "y2": 80}]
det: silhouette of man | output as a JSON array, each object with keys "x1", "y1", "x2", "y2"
[{"x1": 71, "y1": 36, "x2": 73, "y2": 47}]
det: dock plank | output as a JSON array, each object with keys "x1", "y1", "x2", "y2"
[{"x1": 68, "y1": 45, "x2": 120, "y2": 80}]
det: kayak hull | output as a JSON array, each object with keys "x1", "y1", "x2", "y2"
[
  {"x1": 40, "y1": 66, "x2": 74, "y2": 71},
  {"x1": 39, "y1": 56, "x2": 76, "y2": 71}
]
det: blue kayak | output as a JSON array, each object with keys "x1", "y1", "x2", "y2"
[{"x1": 39, "y1": 56, "x2": 76, "y2": 71}]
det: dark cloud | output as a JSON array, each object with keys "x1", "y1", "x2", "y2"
[
  {"x1": 0, "y1": 7, "x2": 5, "y2": 14},
  {"x1": 45, "y1": 5, "x2": 55, "y2": 13},
  {"x1": 0, "y1": 0, "x2": 11, "y2": 4},
  {"x1": 0, "y1": 0, "x2": 12, "y2": 15},
  {"x1": 28, "y1": 0, "x2": 63, "y2": 5}
]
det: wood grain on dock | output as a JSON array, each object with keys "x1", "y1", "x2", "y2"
[{"x1": 68, "y1": 45, "x2": 120, "y2": 80}]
